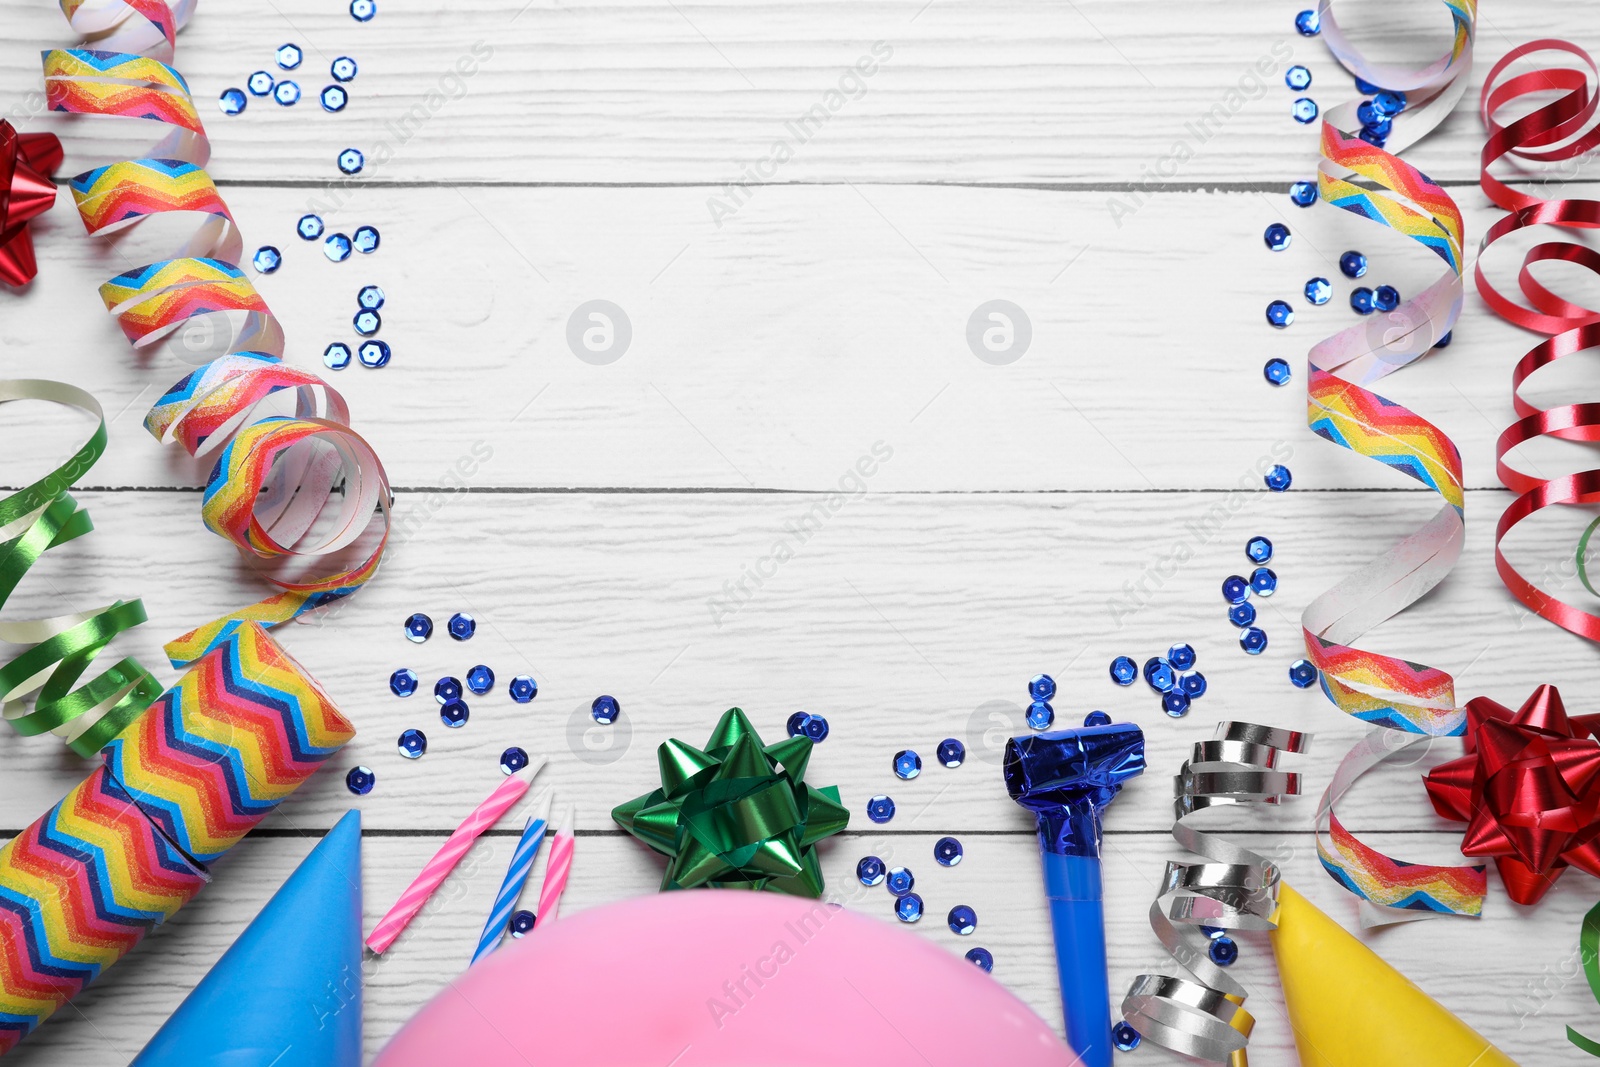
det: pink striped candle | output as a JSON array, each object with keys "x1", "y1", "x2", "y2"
[
  {"x1": 532, "y1": 807, "x2": 574, "y2": 929},
  {"x1": 367, "y1": 760, "x2": 546, "y2": 954}
]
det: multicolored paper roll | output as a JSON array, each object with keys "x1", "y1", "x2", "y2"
[{"x1": 0, "y1": 621, "x2": 352, "y2": 1054}]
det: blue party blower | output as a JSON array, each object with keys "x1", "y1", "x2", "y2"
[{"x1": 1005, "y1": 723, "x2": 1145, "y2": 1067}]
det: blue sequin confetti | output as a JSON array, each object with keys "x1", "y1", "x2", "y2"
[
  {"x1": 1374, "y1": 284, "x2": 1400, "y2": 311},
  {"x1": 965, "y1": 947, "x2": 994, "y2": 972},
  {"x1": 1083, "y1": 709, "x2": 1112, "y2": 726},
  {"x1": 1360, "y1": 126, "x2": 1390, "y2": 149},
  {"x1": 1263, "y1": 222, "x2": 1291, "y2": 251},
  {"x1": 499, "y1": 746, "x2": 530, "y2": 774},
  {"x1": 440, "y1": 700, "x2": 470, "y2": 728},
  {"x1": 1247, "y1": 536, "x2": 1273, "y2": 563},
  {"x1": 403, "y1": 612, "x2": 432, "y2": 642},
  {"x1": 1289, "y1": 658, "x2": 1319, "y2": 688},
  {"x1": 1305, "y1": 276, "x2": 1331, "y2": 305},
  {"x1": 338, "y1": 148, "x2": 365, "y2": 175},
  {"x1": 1285, "y1": 65, "x2": 1312, "y2": 90},
  {"x1": 1228, "y1": 601, "x2": 1257, "y2": 627},
  {"x1": 1263, "y1": 357, "x2": 1292, "y2": 385},
  {"x1": 895, "y1": 893, "x2": 923, "y2": 923},
  {"x1": 398, "y1": 728, "x2": 427, "y2": 759},
  {"x1": 591, "y1": 695, "x2": 620, "y2": 725},
  {"x1": 1029, "y1": 673, "x2": 1056, "y2": 701},
  {"x1": 937, "y1": 737, "x2": 965, "y2": 767},
  {"x1": 276, "y1": 43, "x2": 303, "y2": 69},
  {"x1": 1436, "y1": 331, "x2": 1453, "y2": 348},
  {"x1": 333, "y1": 56, "x2": 359, "y2": 82},
  {"x1": 248, "y1": 71, "x2": 275, "y2": 96},
  {"x1": 1239, "y1": 627, "x2": 1269, "y2": 655},
  {"x1": 448, "y1": 612, "x2": 476, "y2": 640},
  {"x1": 351, "y1": 0, "x2": 376, "y2": 20},
  {"x1": 948, "y1": 905, "x2": 977, "y2": 935},
  {"x1": 251, "y1": 246, "x2": 281, "y2": 274},
  {"x1": 358, "y1": 340, "x2": 390, "y2": 368},
  {"x1": 1144, "y1": 657, "x2": 1177, "y2": 693},
  {"x1": 857, "y1": 856, "x2": 886, "y2": 886},
  {"x1": 1222, "y1": 575, "x2": 1249, "y2": 604},
  {"x1": 358, "y1": 284, "x2": 385, "y2": 309},
  {"x1": 1373, "y1": 90, "x2": 1407, "y2": 116},
  {"x1": 1339, "y1": 250, "x2": 1368, "y2": 278},
  {"x1": 887, "y1": 866, "x2": 915, "y2": 896},
  {"x1": 1292, "y1": 97, "x2": 1318, "y2": 123},
  {"x1": 1180, "y1": 671, "x2": 1207, "y2": 698},
  {"x1": 353, "y1": 225, "x2": 380, "y2": 253},
  {"x1": 1110, "y1": 655, "x2": 1138, "y2": 685},
  {"x1": 1250, "y1": 566, "x2": 1278, "y2": 596},
  {"x1": 509, "y1": 910, "x2": 536, "y2": 937},
  {"x1": 389, "y1": 667, "x2": 418, "y2": 697},
  {"x1": 1350, "y1": 286, "x2": 1375, "y2": 314},
  {"x1": 218, "y1": 88, "x2": 247, "y2": 115},
  {"x1": 509, "y1": 675, "x2": 538, "y2": 703},
  {"x1": 1113, "y1": 1022, "x2": 1142, "y2": 1052},
  {"x1": 1266, "y1": 300, "x2": 1294, "y2": 328},
  {"x1": 893, "y1": 750, "x2": 922, "y2": 780},
  {"x1": 297, "y1": 213, "x2": 324, "y2": 240},
  {"x1": 324, "y1": 233, "x2": 353, "y2": 262},
  {"x1": 1265, "y1": 464, "x2": 1292, "y2": 491},
  {"x1": 935, "y1": 836, "x2": 964, "y2": 867},
  {"x1": 786, "y1": 711, "x2": 811, "y2": 737},
  {"x1": 804, "y1": 713, "x2": 830, "y2": 741},
  {"x1": 320, "y1": 85, "x2": 348, "y2": 113},
  {"x1": 273, "y1": 80, "x2": 300, "y2": 106},
  {"x1": 466, "y1": 664, "x2": 495, "y2": 695},
  {"x1": 1295, "y1": 8, "x2": 1320, "y2": 35},
  {"x1": 434, "y1": 676, "x2": 462, "y2": 704},
  {"x1": 866, "y1": 795, "x2": 896, "y2": 823},
  {"x1": 1357, "y1": 100, "x2": 1381, "y2": 126},
  {"x1": 345, "y1": 766, "x2": 375, "y2": 795},
  {"x1": 1162, "y1": 689, "x2": 1190, "y2": 717},
  {"x1": 1026, "y1": 700, "x2": 1054, "y2": 729},
  {"x1": 354, "y1": 309, "x2": 381, "y2": 336},
  {"x1": 1209, "y1": 936, "x2": 1240, "y2": 966},
  {"x1": 1289, "y1": 180, "x2": 1318, "y2": 207},
  {"x1": 1168, "y1": 643, "x2": 1196, "y2": 671},
  {"x1": 1355, "y1": 77, "x2": 1383, "y2": 94}
]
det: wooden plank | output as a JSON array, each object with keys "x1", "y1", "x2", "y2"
[{"x1": 1, "y1": 185, "x2": 1575, "y2": 493}]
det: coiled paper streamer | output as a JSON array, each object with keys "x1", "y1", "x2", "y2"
[
  {"x1": 1121, "y1": 722, "x2": 1310, "y2": 1064},
  {"x1": 1300, "y1": 0, "x2": 1487, "y2": 924},
  {"x1": 1475, "y1": 42, "x2": 1600, "y2": 643},
  {"x1": 41, "y1": 0, "x2": 390, "y2": 669}
]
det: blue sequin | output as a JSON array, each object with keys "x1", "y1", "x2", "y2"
[
  {"x1": 1289, "y1": 659, "x2": 1319, "y2": 689},
  {"x1": 1435, "y1": 331, "x2": 1453, "y2": 348},
  {"x1": 887, "y1": 866, "x2": 915, "y2": 896},
  {"x1": 466, "y1": 665, "x2": 495, "y2": 695},
  {"x1": 895, "y1": 893, "x2": 923, "y2": 923},
  {"x1": 273, "y1": 80, "x2": 300, "y2": 106},
  {"x1": 1113, "y1": 1022, "x2": 1141, "y2": 1052},
  {"x1": 333, "y1": 56, "x2": 359, "y2": 81},
  {"x1": 1167, "y1": 643, "x2": 1196, "y2": 671},
  {"x1": 1374, "y1": 284, "x2": 1400, "y2": 311},
  {"x1": 1179, "y1": 671, "x2": 1207, "y2": 698},
  {"x1": 866, "y1": 795, "x2": 896, "y2": 823},
  {"x1": 1162, "y1": 689, "x2": 1190, "y2": 717},
  {"x1": 218, "y1": 88, "x2": 247, "y2": 115},
  {"x1": 345, "y1": 766, "x2": 375, "y2": 795},
  {"x1": 354, "y1": 225, "x2": 381, "y2": 253},
  {"x1": 277, "y1": 43, "x2": 303, "y2": 69},
  {"x1": 323, "y1": 338, "x2": 353, "y2": 368},
  {"x1": 1109, "y1": 655, "x2": 1137, "y2": 685},
  {"x1": 786, "y1": 711, "x2": 811, "y2": 737},
  {"x1": 351, "y1": 0, "x2": 377, "y2": 20},
  {"x1": 804, "y1": 713, "x2": 830, "y2": 741},
  {"x1": 1239, "y1": 627, "x2": 1269, "y2": 655},
  {"x1": 251, "y1": 246, "x2": 282, "y2": 274},
  {"x1": 935, "y1": 836, "x2": 964, "y2": 867},
  {"x1": 1292, "y1": 97, "x2": 1318, "y2": 124},
  {"x1": 966, "y1": 946, "x2": 994, "y2": 972},
  {"x1": 509, "y1": 675, "x2": 538, "y2": 703},
  {"x1": 1083, "y1": 709, "x2": 1112, "y2": 727},
  {"x1": 354, "y1": 309, "x2": 381, "y2": 336},
  {"x1": 1026, "y1": 700, "x2": 1054, "y2": 729},
  {"x1": 1263, "y1": 357, "x2": 1292, "y2": 385},
  {"x1": 440, "y1": 699, "x2": 470, "y2": 728},
  {"x1": 500, "y1": 746, "x2": 530, "y2": 774},
  {"x1": 1304, "y1": 276, "x2": 1331, "y2": 305},
  {"x1": 1143, "y1": 657, "x2": 1176, "y2": 693},
  {"x1": 358, "y1": 284, "x2": 385, "y2": 309},
  {"x1": 591, "y1": 695, "x2": 620, "y2": 725},
  {"x1": 248, "y1": 71, "x2": 275, "y2": 96},
  {"x1": 1265, "y1": 465, "x2": 1292, "y2": 491},
  {"x1": 1263, "y1": 222, "x2": 1291, "y2": 251},
  {"x1": 1357, "y1": 100, "x2": 1380, "y2": 126},
  {"x1": 948, "y1": 904, "x2": 977, "y2": 935},
  {"x1": 1359, "y1": 125, "x2": 1388, "y2": 148},
  {"x1": 509, "y1": 910, "x2": 536, "y2": 937},
  {"x1": 297, "y1": 214, "x2": 325, "y2": 240},
  {"x1": 937, "y1": 737, "x2": 965, "y2": 767},
  {"x1": 893, "y1": 750, "x2": 922, "y2": 780},
  {"x1": 320, "y1": 85, "x2": 348, "y2": 112},
  {"x1": 1339, "y1": 250, "x2": 1368, "y2": 278},
  {"x1": 448, "y1": 612, "x2": 476, "y2": 640},
  {"x1": 1246, "y1": 536, "x2": 1273, "y2": 564},
  {"x1": 324, "y1": 233, "x2": 353, "y2": 262},
  {"x1": 1029, "y1": 673, "x2": 1057, "y2": 701},
  {"x1": 434, "y1": 676, "x2": 463, "y2": 704},
  {"x1": 1285, "y1": 65, "x2": 1312, "y2": 90},
  {"x1": 1362, "y1": 116, "x2": 1393, "y2": 141},
  {"x1": 857, "y1": 856, "x2": 886, "y2": 886},
  {"x1": 404, "y1": 612, "x2": 433, "y2": 642},
  {"x1": 1288, "y1": 180, "x2": 1318, "y2": 207},
  {"x1": 1350, "y1": 286, "x2": 1375, "y2": 314},
  {"x1": 1228, "y1": 601, "x2": 1257, "y2": 627},
  {"x1": 389, "y1": 668, "x2": 418, "y2": 697},
  {"x1": 1209, "y1": 936, "x2": 1240, "y2": 966},
  {"x1": 1355, "y1": 77, "x2": 1383, "y2": 94},
  {"x1": 1373, "y1": 90, "x2": 1407, "y2": 116},
  {"x1": 1266, "y1": 300, "x2": 1294, "y2": 328},
  {"x1": 1222, "y1": 575, "x2": 1250, "y2": 604},
  {"x1": 398, "y1": 728, "x2": 427, "y2": 759},
  {"x1": 1294, "y1": 8, "x2": 1320, "y2": 34},
  {"x1": 358, "y1": 339, "x2": 391, "y2": 368},
  {"x1": 338, "y1": 148, "x2": 365, "y2": 175},
  {"x1": 1250, "y1": 566, "x2": 1278, "y2": 596}
]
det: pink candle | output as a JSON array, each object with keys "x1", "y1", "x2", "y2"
[
  {"x1": 532, "y1": 806, "x2": 574, "y2": 929},
  {"x1": 367, "y1": 761, "x2": 545, "y2": 954}
]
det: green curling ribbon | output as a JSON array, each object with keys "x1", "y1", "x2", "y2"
[
  {"x1": 1570, "y1": 896, "x2": 1600, "y2": 1057},
  {"x1": 0, "y1": 380, "x2": 162, "y2": 757},
  {"x1": 613, "y1": 707, "x2": 849, "y2": 896}
]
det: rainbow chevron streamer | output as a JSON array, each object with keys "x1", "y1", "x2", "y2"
[
  {"x1": 42, "y1": 0, "x2": 390, "y2": 669},
  {"x1": 1320, "y1": 812, "x2": 1486, "y2": 916}
]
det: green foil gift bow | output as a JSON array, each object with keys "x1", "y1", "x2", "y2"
[{"x1": 613, "y1": 707, "x2": 849, "y2": 897}]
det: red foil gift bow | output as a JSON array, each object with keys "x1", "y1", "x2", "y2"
[
  {"x1": 0, "y1": 121, "x2": 62, "y2": 286},
  {"x1": 1423, "y1": 685, "x2": 1600, "y2": 905}
]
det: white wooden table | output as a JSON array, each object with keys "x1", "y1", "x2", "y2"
[{"x1": 1, "y1": 2, "x2": 1597, "y2": 1063}]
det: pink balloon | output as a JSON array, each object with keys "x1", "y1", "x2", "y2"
[{"x1": 374, "y1": 890, "x2": 1078, "y2": 1067}]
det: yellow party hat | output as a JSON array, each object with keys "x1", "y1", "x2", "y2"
[{"x1": 1270, "y1": 884, "x2": 1518, "y2": 1066}]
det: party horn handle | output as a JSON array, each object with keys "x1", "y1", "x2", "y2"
[{"x1": 1044, "y1": 849, "x2": 1112, "y2": 1067}]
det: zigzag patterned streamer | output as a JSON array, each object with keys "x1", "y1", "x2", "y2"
[
  {"x1": 1121, "y1": 723, "x2": 1310, "y2": 1063},
  {"x1": 42, "y1": 0, "x2": 389, "y2": 668},
  {"x1": 1302, "y1": 0, "x2": 1487, "y2": 924}
]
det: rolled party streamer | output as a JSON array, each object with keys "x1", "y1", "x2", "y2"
[
  {"x1": 0, "y1": 620, "x2": 353, "y2": 1054},
  {"x1": 0, "y1": 379, "x2": 164, "y2": 755},
  {"x1": 0, "y1": 121, "x2": 62, "y2": 286},
  {"x1": 1122, "y1": 722, "x2": 1310, "y2": 1064},
  {"x1": 470, "y1": 791, "x2": 553, "y2": 964},
  {"x1": 1301, "y1": 0, "x2": 1487, "y2": 924},
  {"x1": 41, "y1": 0, "x2": 391, "y2": 669},
  {"x1": 532, "y1": 806, "x2": 574, "y2": 930},
  {"x1": 368, "y1": 760, "x2": 547, "y2": 955}
]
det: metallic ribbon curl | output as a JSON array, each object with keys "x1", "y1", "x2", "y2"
[
  {"x1": 1122, "y1": 723, "x2": 1310, "y2": 1065},
  {"x1": 0, "y1": 380, "x2": 163, "y2": 755},
  {"x1": 0, "y1": 121, "x2": 62, "y2": 287},
  {"x1": 1475, "y1": 41, "x2": 1600, "y2": 643},
  {"x1": 41, "y1": 0, "x2": 390, "y2": 669},
  {"x1": 1301, "y1": 0, "x2": 1488, "y2": 924}
]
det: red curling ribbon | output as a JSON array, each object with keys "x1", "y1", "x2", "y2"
[
  {"x1": 1477, "y1": 42, "x2": 1600, "y2": 642},
  {"x1": 0, "y1": 121, "x2": 62, "y2": 287},
  {"x1": 1423, "y1": 685, "x2": 1600, "y2": 905}
]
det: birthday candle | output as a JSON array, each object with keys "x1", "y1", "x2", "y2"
[
  {"x1": 469, "y1": 791, "x2": 552, "y2": 965},
  {"x1": 367, "y1": 760, "x2": 546, "y2": 954},
  {"x1": 532, "y1": 806, "x2": 574, "y2": 930}
]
